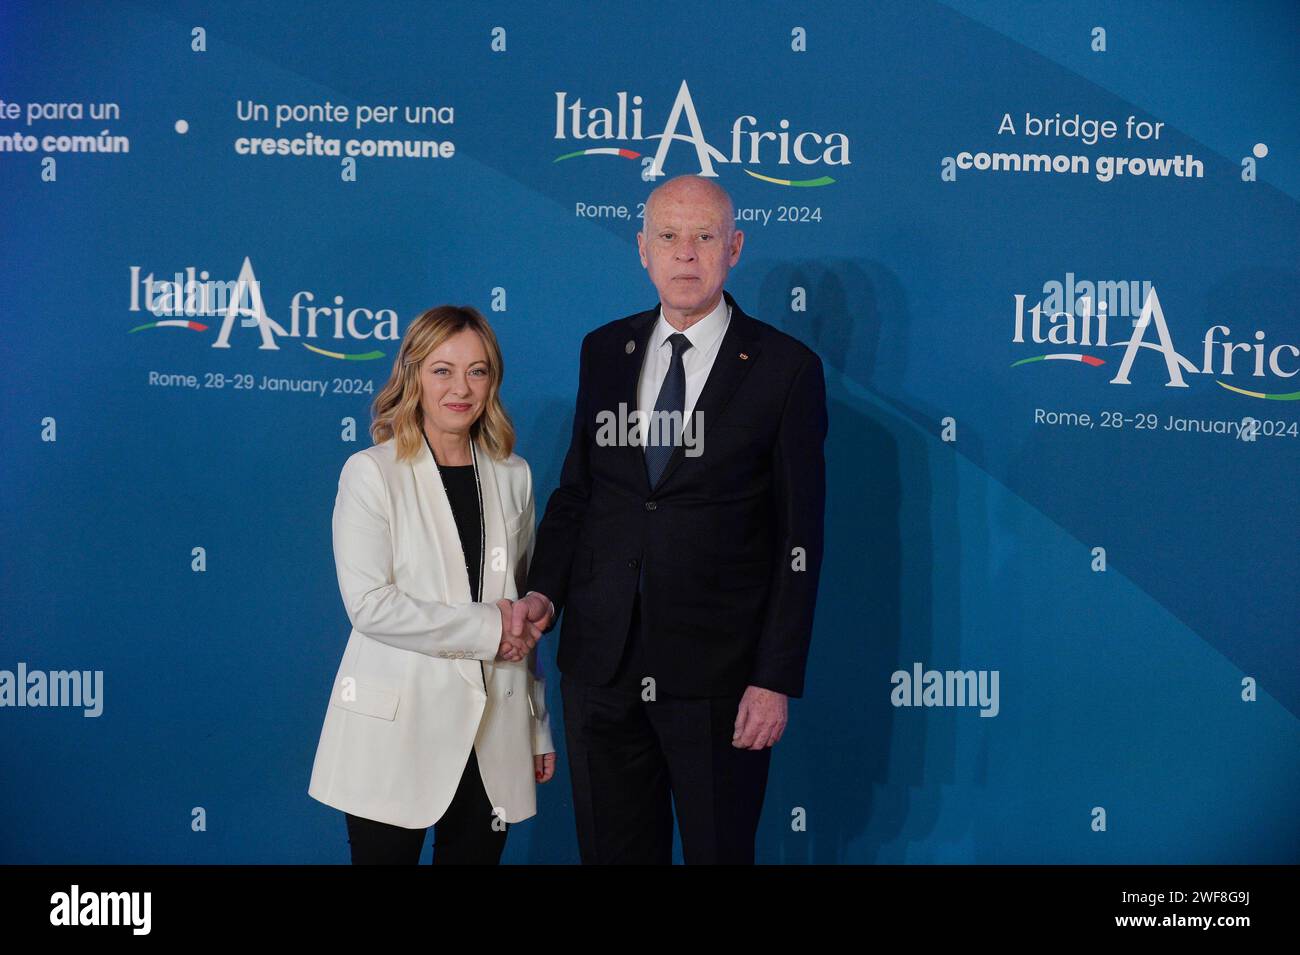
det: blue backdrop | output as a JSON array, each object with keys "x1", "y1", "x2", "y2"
[{"x1": 1, "y1": 0, "x2": 1296, "y2": 863}]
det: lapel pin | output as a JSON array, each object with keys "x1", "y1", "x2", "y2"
[
  {"x1": 739, "y1": 352, "x2": 749, "y2": 360},
  {"x1": 626, "y1": 340, "x2": 636, "y2": 354}
]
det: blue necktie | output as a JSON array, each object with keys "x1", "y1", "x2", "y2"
[{"x1": 644, "y1": 332, "x2": 693, "y2": 488}]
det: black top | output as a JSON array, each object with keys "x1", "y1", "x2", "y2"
[{"x1": 438, "y1": 463, "x2": 482, "y2": 601}]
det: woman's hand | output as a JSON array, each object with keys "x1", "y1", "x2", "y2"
[
  {"x1": 495, "y1": 599, "x2": 529, "y2": 661},
  {"x1": 534, "y1": 752, "x2": 556, "y2": 783}
]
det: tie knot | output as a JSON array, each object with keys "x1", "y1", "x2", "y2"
[{"x1": 667, "y1": 332, "x2": 693, "y2": 357}]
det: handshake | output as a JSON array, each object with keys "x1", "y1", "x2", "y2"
[{"x1": 493, "y1": 592, "x2": 554, "y2": 663}]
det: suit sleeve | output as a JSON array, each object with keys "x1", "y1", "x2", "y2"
[
  {"x1": 524, "y1": 331, "x2": 595, "y2": 623},
  {"x1": 513, "y1": 463, "x2": 555, "y2": 755},
  {"x1": 748, "y1": 352, "x2": 827, "y2": 698},
  {"x1": 332, "y1": 451, "x2": 501, "y2": 661}
]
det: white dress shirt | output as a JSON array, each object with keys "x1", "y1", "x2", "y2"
[{"x1": 636, "y1": 294, "x2": 732, "y2": 419}]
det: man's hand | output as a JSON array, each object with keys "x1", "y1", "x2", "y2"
[
  {"x1": 495, "y1": 599, "x2": 531, "y2": 662},
  {"x1": 732, "y1": 685, "x2": 788, "y2": 750},
  {"x1": 510, "y1": 592, "x2": 554, "y2": 646}
]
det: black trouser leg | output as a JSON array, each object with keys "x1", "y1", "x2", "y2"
[
  {"x1": 562, "y1": 590, "x2": 773, "y2": 865},
  {"x1": 563, "y1": 677, "x2": 772, "y2": 864},
  {"x1": 345, "y1": 812, "x2": 425, "y2": 865},
  {"x1": 431, "y1": 747, "x2": 508, "y2": 865},
  {"x1": 562, "y1": 673, "x2": 674, "y2": 864},
  {"x1": 647, "y1": 690, "x2": 772, "y2": 865},
  {"x1": 344, "y1": 747, "x2": 507, "y2": 865}
]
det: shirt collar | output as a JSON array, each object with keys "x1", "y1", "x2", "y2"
[{"x1": 652, "y1": 293, "x2": 731, "y2": 355}]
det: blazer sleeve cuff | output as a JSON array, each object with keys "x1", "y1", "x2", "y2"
[
  {"x1": 532, "y1": 717, "x2": 555, "y2": 756},
  {"x1": 528, "y1": 675, "x2": 554, "y2": 754},
  {"x1": 745, "y1": 668, "x2": 804, "y2": 700},
  {"x1": 466, "y1": 601, "x2": 503, "y2": 662}
]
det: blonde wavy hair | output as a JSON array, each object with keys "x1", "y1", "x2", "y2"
[{"x1": 370, "y1": 304, "x2": 515, "y2": 461}]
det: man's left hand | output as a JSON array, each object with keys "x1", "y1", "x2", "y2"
[{"x1": 732, "y1": 685, "x2": 788, "y2": 750}]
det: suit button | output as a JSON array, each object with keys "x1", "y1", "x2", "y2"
[
  {"x1": 627, "y1": 558, "x2": 639, "y2": 568},
  {"x1": 644, "y1": 501, "x2": 657, "y2": 511}
]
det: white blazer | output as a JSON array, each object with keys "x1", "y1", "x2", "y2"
[{"x1": 308, "y1": 435, "x2": 554, "y2": 829}]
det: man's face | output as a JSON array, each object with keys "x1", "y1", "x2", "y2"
[{"x1": 637, "y1": 185, "x2": 743, "y2": 321}]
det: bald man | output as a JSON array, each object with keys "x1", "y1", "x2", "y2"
[{"x1": 516, "y1": 174, "x2": 827, "y2": 864}]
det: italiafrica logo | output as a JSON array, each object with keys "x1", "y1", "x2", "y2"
[
  {"x1": 1011, "y1": 283, "x2": 1300, "y2": 400},
  {"x1": 126, "y1": 257, "x2": 397, "y2": 360},
  {"x1": 552, "y1": 80, "x2": 850, "y2": 187}
]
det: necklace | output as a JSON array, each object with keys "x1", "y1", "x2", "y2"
[{"x1": 422, "y1": 430, "x2": 485, "y2": 602}]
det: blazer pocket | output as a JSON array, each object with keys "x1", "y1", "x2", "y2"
[{"x1": 331, "y1": 680, "x2": 399, "y2": 721}]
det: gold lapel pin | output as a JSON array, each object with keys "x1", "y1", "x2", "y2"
[{"x1": 739, "y1": 352, "x2": 749, "y2": 360}]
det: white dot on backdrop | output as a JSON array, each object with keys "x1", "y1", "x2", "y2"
[
  {"x1": 175, "y1": 119, "x2": 189, "y2": 134},
  {"x1": 1253, "y1": 143, "x2": 1268, "y2": 159}
]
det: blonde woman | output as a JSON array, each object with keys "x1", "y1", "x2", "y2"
[{"x1": 308, "y1": 304, "x2": 556, "y2": 864}]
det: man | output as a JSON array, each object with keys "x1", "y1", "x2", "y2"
[{"x1": 513, "y1": 174, "x2": 826, "y2": 864}]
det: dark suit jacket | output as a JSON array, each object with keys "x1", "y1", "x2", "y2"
[{"x1": 527, "y1": 290, "x2": 827, "y2": 698}]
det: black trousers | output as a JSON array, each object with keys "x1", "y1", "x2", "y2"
[
  {"x1": 344, "y1": 747, "x2": 507, "y2": 864},
  {"x1": 562, "y1": 598, "x2": 772, "y2": 864}
]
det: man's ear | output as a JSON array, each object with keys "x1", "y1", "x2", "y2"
[
  {"x1": 636, "y1": 231, "x2": 648, "y2": 268},
  {"x1": 729, "y1": 229, "x2": 745, "y2": 265}
]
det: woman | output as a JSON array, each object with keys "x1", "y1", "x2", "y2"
[{"x1": 308, "y1": 304, "x2": 556, "y2": 864}]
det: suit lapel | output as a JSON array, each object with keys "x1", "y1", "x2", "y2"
[{"x1": 614, "y1": 305, "x2": 660, "y2": 494}]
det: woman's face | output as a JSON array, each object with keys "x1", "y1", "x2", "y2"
[{"x1": 418, "y1": 328, "x2": 491, "y2": 439}]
